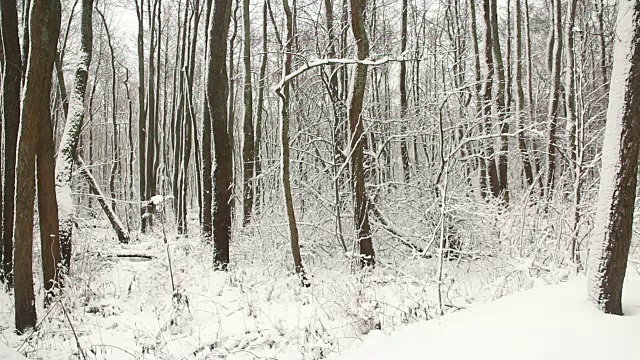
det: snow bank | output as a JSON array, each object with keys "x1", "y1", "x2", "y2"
[
  {"x1": 0, "y1": 343, "x2": 27, "y2": 360},
  {"x1": 330, "y1": 268, "x2": 640, "y2": 360}
]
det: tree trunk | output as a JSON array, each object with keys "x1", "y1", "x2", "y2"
[
  {"x1": 37, "y1": 82, "x2": 61, "y2": 303},
  {"x1": 0, "y1": 0, "x2": 22, "y2": 286},
  {"x1": 145, "y1": 0, "x2": 160, "y2": 229},
  {"x1": 135, "y1": 0, "x2": 148, "y2": 231},
  {"x1": 481, "y1": 0, "x2": 500, "y2": 199},
  {"x1": 254, "y1": 0, "x2": 268, "y2": 214},
  {"x1": 14, "y1": 0, "x2": 61, "y2": 333},
  {"x1": 96, "y1": 8, "x2": 120, "y2": 212},
  {"x1": 546, "y1": 0, "x2": 562, "y2": 195},
  {"x1": 76, "y1": 155, "x2": 130, "y2": 243},
  {"x1": 202, "y1": 0, "x2": 214, "y2": 240},
  {"x1": 490, "y1": 0, "x2": 509, "y2": 205},
  {"x1": 278, "y1": 0, "x2": 308, "y2": 284},
  {"x1": 208, "y1": 0, "x2": 234, "y2": 268},
  {"x1": 242, "y1": 0, "x2": 255, "y2": 225},
  {"x1": 349, "y1": 0, "x2": 375, "y2": 268},
  {"x1": 399, "y1": 0, "x2": 410, "y2": 183},
  {"x1": 514, "y1": 0, "x2": 534, "y2": 189},
  {"x1": 55, "y1": 0, "x2": 93, "y2": 274},
  {"x1": 587, "y1": 0, "x2": 640, "y2": 315}
]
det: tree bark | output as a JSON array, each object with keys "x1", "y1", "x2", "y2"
[
  {"x1": 399, "y1": 0, "x2": 410, "y2": 183},
  {"x1": 208, "y1": 0, "x2": 234, "y2": 268},
  {"x1": 490, "y1": 0, "x2": 509, "y2": 205},
  {"x1": 75, "y1": 155, "x2": 130, "y2": 243},
  {"x1": 546, "y1": 0, "x2": 562, "y2": 195},
  {"x1": 587, "y1": 0, "x2": 640, "y2": 315},
  {"x1": 514, "y1": 0, "x2": 534, "y2": 189},
  {"x1": 37, "y1": 79, "x2": 61, "y2": 303},
  {"x1": 254, "y1": 0, "x2": 268, "y2": 214},
  {"x1": 277, "y1": 0, "x2": 308, "y2": 283},
  {"x1": 202, "y1": 0, "x2": 214, "y2": 240},
  {"x1": 96, "y1": 8, "x2": 120, "y2": 212},
  {"x1": 55, "y1": 0, "x2": 93, "y2": 274},
  {"x1": 481, "y1": 0, "x2": 500, "y2": 199},
  {"x1": 349, "y1": 0, "x2": 375, "y2": 267},
  {"x1": 14, "y1": 0, "x2": 61, "y2": 333},
  {"x1": 0, "y1": 0, "x2": 22, "y2": 286},
  {"x1": 242, "y1": 0, "x2": 255, "y2": 225},
  {"x1": 135, "y1": 0, "x2": 148, "y2": 231}
]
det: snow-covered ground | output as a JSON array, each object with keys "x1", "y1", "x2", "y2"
[
  {"x1": 0, "y1": 209, "x2": 635, "y2": 360},
  {"x1": 329, "y1": 267, "x2": 640, "y2": 360}
]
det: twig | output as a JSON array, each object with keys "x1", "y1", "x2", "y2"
[{"x1": 60, "y1": 301, "x2": 87, "y2": 360}]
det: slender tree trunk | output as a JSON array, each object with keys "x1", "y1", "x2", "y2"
[
  {"x1": 208, "y1": 0, "x2": 234, "y2": 268},
  {"x1": 546, "y1": 0, "x2": 562, "y2": 195},
  {"x1": 481, "y1": 0, "x2": 500, "y2": 199},
  {"x1": 277, "y1": 0, "x2": 308, "y2": 284},
  {"x1": 202, "y1": 0, "x2": 214, "y2": 240},
  {"x1": 254, "y1": 0, "x2": 268, "y2": 214},
  {"x1": 490, "y1": 0, "x2": 509, "y2": 205},
  {"x1": 595, "y1": 0, "x2": 608, "y2": 85},
  {"x1": 97, "y1": 8, "x2": 120, "y2": 213},
  {"x1": 467, "y1": 0, "x2": 487, "y2": 197},
  {"x1": 349, "y1": 0, "x2": 375, "y2": 268},
  {"x1": 14, "y1": 0, "x2": 61, "y2": 333},
  {"x1": 514, "y1": 0, "x2": 534, "y2": 189},
  {"x1": 565, "y1": 0, "x2": 580, "y2": 260},
  {"x1": 135, "y1": 0, "x2": 148, "y2": 231},
  {"x1": 0, "y1": 0, "x2": 22, "y2": 286},
  {"x1": 55, "y1": 0, "x2": 93, "y2": 274},
  {"x1": 228, "y1": 1, "x2": 239, "y2": 222},
  {"x1": 587, "y1": 0, "x2": 640, "y2": 315},
  {"x1": 242, "y1": 0, "x2": 255, "y2": 225},
  {"x1": 399, "y1": 0, "x2": 410, "y2": 183}
]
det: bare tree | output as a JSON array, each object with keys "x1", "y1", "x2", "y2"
[
  {"x1": 349, "y1": 0, "x2": 375, "y2": 267},
  {"x1": 1, "y1": 0, "x2": 22, "y2": 286},
  {"x1": 14, "y1": 0, "x2": 61, "y2": 333},
  {"x1": 587, "y1": 0, "x2": 640, "y2": 316},
  {"x1": 208, "y1": 0, "x2": 234, "y2": 268},
  {"x1": 399, "y1": 0, "x2": 410, "y2": 183},
  {"x1": 55, "y1": 0, "x2": 93, "y2": 274},
  {"x1": 242, "y1": 0, "x2": 255, "y2": 225},
  {"x1": 276, "y1": 0, "x2": 308, "y2": 283},
  {"x1": 545, "y1": 0, "x2": 562, "y2": 195}
]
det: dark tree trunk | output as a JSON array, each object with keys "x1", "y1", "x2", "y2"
[
  {"x1": 254, "y1": 0, "x2": 268, "y2": 214},
  {"x1": 0, "y1": 0, "x2": 22, "y2": 286},
  {"x1": 399, "y1": 0, "x2": 410, "y2": 183},
  {"x1": 208, "y1": 0, "x2": 234, "y2": 268},
  {"x1": 349, "y1": 0, "x2": 375, "y2": 268},
  {"x1": 135, "y1": 0, "x2": 148, "y2": 231},
  {"x1": 202, "y1": 0, "x2": 214, "y2": 240},
  {"x1": 278, "y1": 0, "x2": 308, "y2": 284},
  {"x1": 481, "y1": 0, "x2": 500, "y2": 199},
  {"x1": 546, "y1": 0, "x2": 562, "y2": 195},
  {"x1": 37, "y1": 85, "x2": 61, "y2": 303},
  {"x1": 586, "y1": 0, "x2": 640, "y2": 316},
  {"x1": 241, "y1": 0, "x2": 255, "y2": 226},
  {"x1": 14, "y1": 0, "x2": 61, "y2": 333}
]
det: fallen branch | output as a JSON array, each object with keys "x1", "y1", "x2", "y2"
[
  {"x1": 368, "y1": 198, "x2": 425, "y2": 254},
  {"x1": 75, "y1": 155, "x2": 130, "y2": 243}
]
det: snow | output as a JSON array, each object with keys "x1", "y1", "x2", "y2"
[
  {"x1": 0, "y1": 343, "x2": 27, "y2": 360},
  {"x1": 0, "y1": 221, "x2": 555, "y2": 360},
  {"x1": 329, "y1": 268, "x2": 640, "y2": 360}
]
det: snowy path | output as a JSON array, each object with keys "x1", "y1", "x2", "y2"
[{"x1": 328, "y1": 268, "x2": 640, "y2": 360}]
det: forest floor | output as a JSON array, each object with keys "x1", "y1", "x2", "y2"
[
  {"x1": 328, "y1": 268, "x2": 640, "y2": 360},
  {"x1": 0, "y1": 213, "x2": 606, "y2": 359}
]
